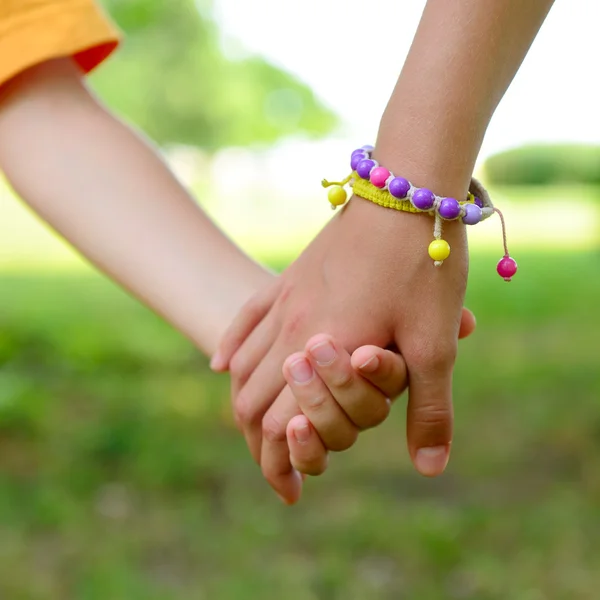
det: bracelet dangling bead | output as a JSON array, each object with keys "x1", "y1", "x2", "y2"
[
  {"x1": 428, "y1": 239, "x2": 451, "y2": 263},
  {"x1": 327, "y1": 185, "x2": 347, "y2": 209}
]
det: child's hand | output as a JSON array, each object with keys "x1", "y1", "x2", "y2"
[
  {"x1": 250, "y1": 308, "x2": 477, "y2": 504},
  {"x1": 284, "y1": 343, "x2": 408, "y2": 482}
]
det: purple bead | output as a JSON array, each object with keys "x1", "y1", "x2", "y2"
[
  {"x1": 438, "y1": 197, "x2": 461, "y2": 220},
  {"x1": 356, "y1": 159, "x2": 375, "y2": 179},
  {"x1": 462, "y1": 203, "x2": 482, "y2": 225},
  {"x1": 361, "y1": 144, "x2": 375, "y2": 152},
  {"x1": 350, "y1": 153, "x2": 366, "y2": 170},
  {"x1": 352, "y1": 149, "x2": 367, "y2": 158},
  {"x1": 474, "y1": 196, "x2": 483, "y2": 208},
  {"x1": 388, "y1": 177, "x2": 410, "y2": 199},
  {"x1": 412, "y1": 188, "x2": 435, "y2": 210}
]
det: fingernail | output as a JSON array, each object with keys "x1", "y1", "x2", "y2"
[
  {"x1": 415, "y1": 445, "x2": 450, "y2": 477},
  {"x1": 289, "y1": 357, "x2": 314, "y2": 384},
  {"x1": 358, "y1": 354, "x2": 380, "y2": 373},
  {"x1": 277, "y1": 493, "x2": 291, "y2": 505},
  {"x1": 309, "y1": 341, "x2": 336, "y2": 366},
  {"x1": 293, "y1": 422, "x2": 310, "y2": 445}
]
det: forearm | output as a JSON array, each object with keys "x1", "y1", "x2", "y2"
[
  {"x1": 376, "y1": 0, "x2": 554, "y2": 198},
  {"x1": 0, "y1": 59, "x2": 272, "y2": 355}
]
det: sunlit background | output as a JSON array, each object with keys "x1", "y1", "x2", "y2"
[{"x1": 1, "y1": 0, "x2": 600, "y2": 598}]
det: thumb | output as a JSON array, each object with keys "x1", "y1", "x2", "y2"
[{"x1": 403, "y1": 339, "x2": 456, "y2": 477}]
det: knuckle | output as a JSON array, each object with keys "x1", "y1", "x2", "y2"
[
  {"x1": 306, "y1": 393, "x2": 328, "y2": 410},
  {"x1": 260, "y1": 463, "x2": 278, "y2": 484},
  {"x1": 329, "y1": 369, "x2": 353, "y2": 390},
  {"x1": 229, "y1": 352, "x2": 251, "y2": 384},
  {"x1": 281, "y1": 310, "x2": 307, "y2": 343},
  {"x1": 261, "y1": 413, "x2": 287, "y2": 444},
  {"x1": 360, "y1": 399, "x2": 391, "y2": 429},
  {"x1": 278, "y1": 281, "x2": 294, "y2": 305},
  {"x1": 327, "y1": 429, "x2": 359, "y2": 452},
  {"x1": 413, "y1": 403, "x2": 453, "y2": 430},
  {"x1": 234, "y1": 393, "x2": 260, "y2": 428},
  {"x1": 232, "y1": 411, "x2": 243, "y2": 432},
  {"x1": 408, "y1": 341, "x2": 457, "y2": 375}
]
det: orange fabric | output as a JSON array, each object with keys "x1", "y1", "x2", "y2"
[{"x1": 0, "y1": 0, "x2": 120, "y2": 86}]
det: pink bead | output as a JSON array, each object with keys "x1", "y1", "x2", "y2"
[
  {"x1": 497, "y1": 256, "x2": 518, "y2": 281},
  {"x1": 369, "y1": 167, "x2": 390, "y2": 188}
]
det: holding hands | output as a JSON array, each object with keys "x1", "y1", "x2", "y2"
[
  {"x1": 210, "y1": 0, "x2": 554, "y2": 504},
  {"x1": 212, "y1": 197, "x2": 475, "y2": 504},
  {"x1": 1, "y1": 0, "x2": 550, "y2": 509}
]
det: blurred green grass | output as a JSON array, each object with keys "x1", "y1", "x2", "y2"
[{"x1": 1, "y1": 251, "x2": 599, "y2": 599}]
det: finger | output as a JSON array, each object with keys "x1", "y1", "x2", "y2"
[
  {"x1": 287, "y1": 415, "x2": 329, "y2": 476},
  {"x1": 458, "y1": 307, "x2": 476, "y2": 340},
  {"x1": 349, "y1": 308, "x2": 471, "y2": 401},
  {"x1": 403, "y1": 338, "x2": 456, "y2": 479},
  {"x1": 210, "y1": 278, "x2": 282, "y2": 372},
  {"x1": 352, "y1": 308, "x2": 477, "y2": 399},
  {"x1": 260, "y1": 385, "x2": 304, "y2": 504},
  {"x1": 235, "y1": 341, "x2": 289, "y2": 464},
  {"x1": 229, "y1": 313, "x2": 278, "y2": 419},
  {"x1": 283, "y1": 352, "x2": 358, "y2": 452},
  {"x1": 305, "y1": 335, "x2": 391, "y2": 431},
  {"x1": 349, "y1": 307, "x2": 471, "y2": 399},
  {"x1": 350, "y1": 346, "x2": 408, "y2": 400}
]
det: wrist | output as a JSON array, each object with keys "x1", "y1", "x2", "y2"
[
  {"x1": 373, "y1": 107, "x2": 483, "y2": 201},
  {"x1": 186, "y1": 254, "x2": 274, "y2": 357},
  {"x1": 331, "y1": 146, "x2": 471, "y2": 269}
]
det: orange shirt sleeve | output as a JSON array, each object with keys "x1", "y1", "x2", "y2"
[{"x1": 0, "y1": 0, "x2": 120, "y2": 87}]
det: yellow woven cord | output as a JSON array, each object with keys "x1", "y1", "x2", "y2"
[
  {"x1": 351, "y1": 174, "x2": 476, "y2": 214},
  {"x1": 352, "y1": 176, "x2": 420, "y2": 213}
]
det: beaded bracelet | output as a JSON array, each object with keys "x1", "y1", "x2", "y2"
[{"x1": 322, "y1": 146, "x2": 518, "y2": 281}]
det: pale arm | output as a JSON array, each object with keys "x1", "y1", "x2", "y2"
[
  {"x1": 0, "y1": 58, "x2": 272, "y2": 356},
  {"x1": 0, "y1": 57, "x2": 440, "y2": 504}
]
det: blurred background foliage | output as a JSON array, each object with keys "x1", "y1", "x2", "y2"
[
  {"x1": 2, "y1": 0, "x2": 600, "y2": 598},
  {"x1": 91, "y1": 0, "x2": 337, "y2": 149},
  {"x1": 484, "y1": 144, "x2": 600, "y2": 187},
  {"x1": 1, "y1": 256, "x2": 600, "y2": 599}
]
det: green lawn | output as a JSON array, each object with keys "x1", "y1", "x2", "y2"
[{"x1": 1, "y1": 251, "x2": 599, "y2": 599}]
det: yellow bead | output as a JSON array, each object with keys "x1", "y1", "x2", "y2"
[
  {"x1": 327, "y1": 185, "x2": 347, "y2": 207},
  {"x1": 428, "y1": 239, "x2": 451, "y2": 262}
]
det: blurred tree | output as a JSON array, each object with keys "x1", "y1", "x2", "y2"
[
  {"x1": 91, "y1": 0, "x2": 337, "y2": 149},
  {"x1": 484, "y1": 144, "x2": 600, "y2": 186}
]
